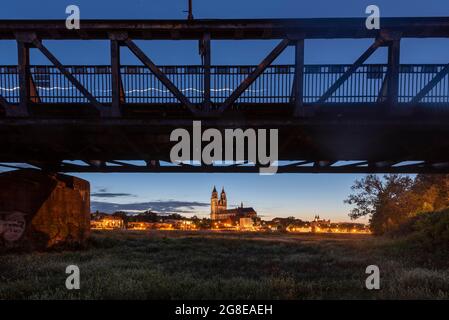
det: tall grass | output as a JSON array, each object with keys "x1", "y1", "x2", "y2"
[{"x1": 0, "y1": 231, "x2": 448, "y2": 299}]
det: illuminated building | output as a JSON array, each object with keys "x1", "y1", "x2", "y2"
[
  {"x1": 210, "y1": 186, "x2": 257, "y2": 221},
  {"x1": 286, "y1": 216, "x2": 371, "y2": 234},
  {"x1": 287, "y1": 225, "x2": 312, "y2": 233},
  {"x1": 210, "y1": 186, "x2": 227, "y2": 220},
  {"x1": 239, "y1": 217, "x2": 254, "y2": 230},
  {"x1": 175, "y1": 220, "x2": 198, "y2": 230},
  {"x1": 127, "y1": 222, "x2": 152, "y2": 230},
  {"x1": 91, "y1": 215, "x2": 125, "y2": 230}
]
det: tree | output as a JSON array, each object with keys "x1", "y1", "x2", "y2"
[
  {"x1": 112, "y1": 211, "x2": 128, "y2": 223},
  {"x1": 166, "y1": 213, "x2": 183, "y2": 220},
  {"x1": 344, "y1": 174, "x2": 414, "y2": 235},
  {"x1": 412, "y1": 174, "x2": 449, "y2": 213}
]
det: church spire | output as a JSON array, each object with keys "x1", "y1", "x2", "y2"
[
  {"x1": 212, "y1": 185, "x2": 217, "y2": 193},
  {"x1": 220, "y1": 187, "x2": 226, "y2": 201}
]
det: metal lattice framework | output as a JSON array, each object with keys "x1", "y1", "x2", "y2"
[{"x1": 0, "y1": 18, "x2": 449, "y2": 173}]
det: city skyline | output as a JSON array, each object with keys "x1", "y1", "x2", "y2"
[
  {"x1": 1, "y1": 0, "x2": 447, "y2": 223},
  {"x1": 86, "y1": 175, "x2": 372, "y2": 223}
]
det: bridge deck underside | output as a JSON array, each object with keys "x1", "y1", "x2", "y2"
[{"x1": 1, "y1": 111, "x2": 449, "y2": 173}]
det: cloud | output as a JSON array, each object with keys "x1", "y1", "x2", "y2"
[
  {"x1": 91, "y1": 200, "x2": 209, "y2": 214},
  {"x1": 91, "y1": 192, "x2": 136, "y2": 198},
  {"x1": 91, "y1": 187, "x2": 136, "y2": 198}
]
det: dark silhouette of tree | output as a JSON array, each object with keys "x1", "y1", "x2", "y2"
[
  {"x1": 345, "y1": 174, "x2": 414, "y2": 234},
  {"x1": 196, "y1": 218, "x2": 211, "y2": 229},
  {"x1": 412, "y1": 174, "x2": 449, "y2": 213},
  {"x1": 165, "y1": 213, "x2": 183, "y2": 220},
  {"x1": 111, "y1": 211, "x2": 129, "y2": 225}
]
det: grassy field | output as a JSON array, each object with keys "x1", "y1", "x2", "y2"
[{"x1": 1, "y1": 230, "x2": 448, "y2": 300}]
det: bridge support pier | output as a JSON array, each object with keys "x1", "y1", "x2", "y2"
[{"x1": 0, "y1": 169, "x2": 91, "y2": 250}]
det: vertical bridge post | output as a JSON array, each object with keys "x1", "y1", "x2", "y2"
[
  {"x1": 14, "y1": 32, "x2": 42, "y2": 117},
  {"x1": 110, "y1": 33, "x2": 126, "y2": 117},
  {"x1": 201, "y1": 32, "x2": 211, "y2": 111},
  {"x1": 17, "y1": 40, "x2": 30, "y2": 112},
  {"x1": 293, "y1": 39, "x2": 305, "y2": 117},
  {"x1": 16, "y1": 38, "x2": 35, "y2": 116},
  {"x1": 387, "y1": 38, "x2": 401, "y2": 109}
]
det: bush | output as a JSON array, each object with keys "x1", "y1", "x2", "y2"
[
  {"x1": 389, "y1": 209, "x2": 449, "y2": 253},
  {"x1": 412, "y1": 209, "x2": 449, "y2": 249}
]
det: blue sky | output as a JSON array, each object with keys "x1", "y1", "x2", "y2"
[{"x1": 1, "y1": 0, "x2": 448, "y2": 222}]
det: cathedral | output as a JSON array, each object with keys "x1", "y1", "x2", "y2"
[{"x1": 210, "y1": 186, "x2": 257, "y2": 221}]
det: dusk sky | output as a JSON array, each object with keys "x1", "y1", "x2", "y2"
[{"x1": 1, "y1": 0, "x2": 448, "y2": 222}]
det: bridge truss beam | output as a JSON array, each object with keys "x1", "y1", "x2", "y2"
[
  {"x1": 218, "y1": 39, "x2": 291, "y2": 114},
  {"x1": 3, "y1": 160, "x2": 449, "y2": 174},
  {"x1": 0, "y1": 18, "x2": 448, "y2": 174},
  {"x1": 0, "y1": 18, "x2": 447, "y2": 120},
  {"x1": 123, "y1": 38, "x2": 199, "y2": 115},
  {"x1": 1, "y1": 18, "x2": 448, "y2": 40}
]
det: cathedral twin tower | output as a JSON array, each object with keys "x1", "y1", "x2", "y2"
[
  {"x1": 210, "y1": 186, "x2": 227, "y2": 220},
  {"x1": 210, "y1": 186, "x2": 257, "y2": 221}
]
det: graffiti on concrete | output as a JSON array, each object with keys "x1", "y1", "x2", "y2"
[{"x1": 0, "y1": 212, "x2": 27, "y2": 242}]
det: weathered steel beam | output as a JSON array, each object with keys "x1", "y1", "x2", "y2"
[
  {"x1": 372, "y1": 160, "x2": 400, "y2": 168},
  {"x1": 16, "y1": 41, "x2": 31, "y2": 116},
  {"x1": 0, "y1": 94, "x2": 9, "y2": 109},
  {"x1": 26, "y1": 161, "x2": 62, "y2": 171},
  {"x1": 411, "y1": 64, "x2": 449, "y2": 104},
  {"x1": 218, "y1": 39, "x2": 290, "y2": 113},
  {"x1": 17, "y1": 42, "x2": 41, "y2": 104},
  {"x1": 0, "y1": 95, "x2": 24, "y2": 118},
  {"x1": 314, "y1": 161, "x2": 337, "y2": 168},
  {"x1": 83, "y1": 160, "x2": 106, "y2": 168},
  {"x1": 110, "y1": 39, "x2": 123, "y2": 117},
  {"x1": 17, "y1": 41, "x2": 29, "y2": 109},
  {"x1": 3, "y1": 113, "x2": 449, "y2": 128},
  {"x1": 0, "y1": 18, "x2": 448, "y2": 40},
  {"x1": 146, "y1": 160, "x2": 161, "y2": 168},
  {"x1": 201, "y1": 32, "x2": 211, "y2": 110},
  {"x1": 317, "y1": 39, "x2": 383, "y2": 103},
  {"x1": 386, "y1": 39, "x2": 401, "y2": 107},
  {"x1": 293, "y1": 39, "x2": 305, "y2": 117},
  {"x1": 123, "y1": 39, "x2": 198, "y2": 115},
  {"x1": 12, "y1": 160, "x2": 449, "y2": 174},
  {"x1": 31, "y1": 38, "x2": 105, "y2": 115},
  {"x1": 377, "y1": 72, "x2": 389, "y2": 103}
]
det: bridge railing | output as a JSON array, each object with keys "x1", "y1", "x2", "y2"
[{"x1": 0, "y1": 64, "x2": 448, "y2": 105}]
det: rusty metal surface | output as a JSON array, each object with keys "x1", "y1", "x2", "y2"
[
  {"x1": 0, "y1": 17, "x2": 448, "y2": 173},
  {"x1": 0, "y1": 18, "x2": 448, "y2": 40}
]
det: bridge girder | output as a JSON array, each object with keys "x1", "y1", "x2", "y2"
[
  {"x1": 0, "y1": 18, "x2": 448, "y2": 40},
  {"x1": 0, "y1": 115, "x2": 449, "y2": 173},
  {"x1": 0, "y1": 18, "x2": 449, "y2": 173}
]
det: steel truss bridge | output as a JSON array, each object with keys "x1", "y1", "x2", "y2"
[{"x1": 1, "y1": 18, "x2": 449, "y2": 173}]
